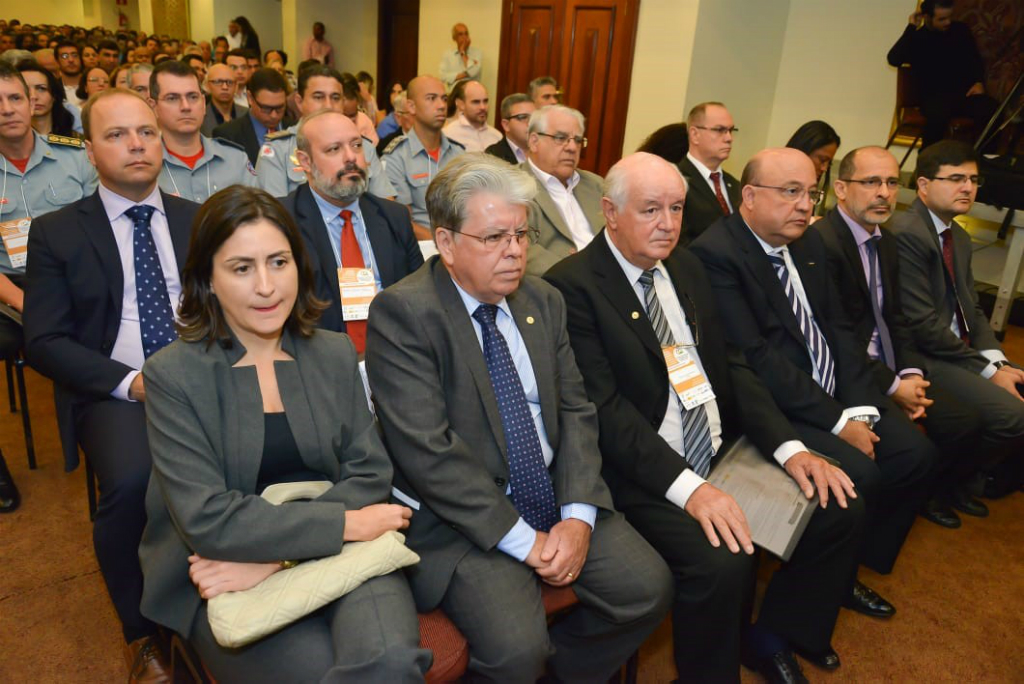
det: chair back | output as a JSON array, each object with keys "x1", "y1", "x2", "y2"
[{"x1": 896, "y1": 65, "x2": 921, "y2": 111}]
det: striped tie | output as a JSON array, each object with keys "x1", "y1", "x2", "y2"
[
  {"x1": 767, "y1": 254, "x2": 836, "y2": 396},
  {"x1": 638, "y1": 270, "x2": 714, "y2": 477}
]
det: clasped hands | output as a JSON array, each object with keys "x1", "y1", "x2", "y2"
[{"x1": 525, "y1": 518, "x2": 591, "y2": 587}]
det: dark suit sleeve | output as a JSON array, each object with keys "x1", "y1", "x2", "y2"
[
  {"x1": 387, "y1": 201, "x2": 424, "y2": 275},
  {"x1": 23, "y1": 213, "x2": 136, "y2": 397},
  {"x1": 365, "y1": 290, "x2": 523, "y2": 551},
  {"x1": 887, "y1": 24, "x2": 917, "y2": 67},
  {"x1": 894, "y1": 225, "x2": 989, "y2": 373}
]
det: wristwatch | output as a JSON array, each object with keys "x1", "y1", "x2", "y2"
[
  {"x1": 993, "y1": 360, "x2": 1010, "y2": 370},
  {"x1": 279, "y1": 560, "x2": 299, "y2": 570}
]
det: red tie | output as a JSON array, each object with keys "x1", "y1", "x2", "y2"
[
  {"x1": 709, "y1": 171, "x2": 731, "y2": 216},
  {"x1": 339, "y1": 209, "x2": 367, "y2": 353},
  {"x1": 940, "y1": 229, "x2": 970, "y2": 344}
]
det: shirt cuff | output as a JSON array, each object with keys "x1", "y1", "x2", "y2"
[
  {"x1": 112, "y1": 370, "x2": 141, "y2": 402},
  {"x1": 830, "y1": 406, "x2": 881, "y2": 435},
  {"x1": 496, "y1": 517, "x2": 536, "y2": 562},
  {"x1": 665, "y1": 469, "x2": 707, "y2": 510},
  {"x1": 772, "y1": 440, "x2": 808, "y2": 467},
  {"x1": 979, "y1": 350, "x2": 1009, "y2": 379},
  {"x1": 885, "y1": 375, "x2": 901, "y2": 396},
  {"x1": 561, "y1": 503, "x2": 597, "y2": 530}
]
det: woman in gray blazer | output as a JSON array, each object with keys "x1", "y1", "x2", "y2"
[{"x1": 138, "y1": 186, "x2": 430, "y2": 682}]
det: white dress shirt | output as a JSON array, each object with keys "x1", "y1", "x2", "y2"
[
  {"x1": 927, "y1": 209, "x2": 1007, "y2": 379},
  {"x1": 605, "y1": 233, "x2": 807, "y2": 509},
  {"x1": 100, "y1": 184, "x2": 182, "y2": 401},
  {"x1": 686, "y1": 152, "x2": 734, "y2": 213},
  {"x1": 441, "y1": 115, "x2": 503, "y2": 152},
  {"x1": 438, "y1": 46, "x2": 482, "y2": 86},
  {"x1": 528, "y1": 159, "x2": 594, "y2": 250},
  {"x1": 506, "y1": 138, "x2": 526, "y2": 164}
]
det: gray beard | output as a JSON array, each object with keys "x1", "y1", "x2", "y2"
[{"x1": 310, "y1": 165, "x2": 367, "y2": 204}]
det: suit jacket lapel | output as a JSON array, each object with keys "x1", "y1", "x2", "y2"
[
  {"x1": 525, "y1": 164, "x2": 575, "y2": 244},
  {"x1": 432, "y1": 261, "x2": 508, "y2": 457},
  {"x1": 679, "y1": 157, "x2": 720, "y2": 211},
  {"x1": 576, "y1": 177, "x2": 605, "y2": 236},
  {"x1": 79, "y1": 191, "x2": 123, "y2": 311},
  {"x1": 296, "y1": 185, "x2": 345, "y2": 326},
  {"x1": 162, "y1": 193, "x2": 192, "y2": 272},
  {"x1": 590, "y1": 232, "x2": 663, "y2": 360},
  {"x1": 242, "y1": 117, "x2": 260, "y2": 160},
  {"x1": 359, "y1": 195, "x2": 395, "y2": 287},
  {"x1": 828, "y1": 210, "x2": 871, "y2": 303}
]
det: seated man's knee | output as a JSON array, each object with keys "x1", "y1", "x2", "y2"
[{"x1": 486, "y1": 625, "x2": 550, "y2": 680}]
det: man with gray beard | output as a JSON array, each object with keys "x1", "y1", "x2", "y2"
[{"x1": 282, "y1": 109, "x2": 424, "y2": 351}]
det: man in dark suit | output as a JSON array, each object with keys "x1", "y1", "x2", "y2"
[
  {"x1": 485, "y1": 92, "x2": 534, "y2": 165},
  {"x1": 365, "y1": 154, "x2": 672, "y2": 683},
  {"x1": 24, "y1": 89, "x2": 199, "y2": 682},
  {"x1": 889, "y1": 140, "x2": 1024, "y2": 495},
  {"x1": 678, "y1": 101, "x2": 741, "y2": 243},
  {"x1": 545, "y1": 152, "x2": 863, "y2": 683},
  {"x1": 213, "y1": 67, "x2": 293, "y2": 165},
  {"x1": 283, "y1": 109, "x2": 423, "y2": 350},
  {"x1": 690, "y1": 148, "x2": 937, "y2": 615},
  {"x1": 815, "y1": 145, "x2": 983, "y2": 526}
]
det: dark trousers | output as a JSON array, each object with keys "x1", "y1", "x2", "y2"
[
  {"x1": 76, "y1": 399, "x2": 157, "y2": 643},
  {"x1": 795, "y1": 403, "x2": 935, "y2": 574},
  {"x1": 438, "y1": 512, "x2": 673, "y2": 684},
  {"x1": 918, "y1": 377, "x2": 985, "y2": 496},
  {"x1": 921, "y1": 93, "x2": 999, "y2": 150},
  {"x1": 619, "y1": 482, "x2": 864, "y2": 683}
]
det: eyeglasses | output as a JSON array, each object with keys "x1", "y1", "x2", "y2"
[
  {"x1": 839, "y1": 177, "x2": 901, "y2": 191},
  {"x1": 694, "y1": 125, "x2": 738, "y2": 136},
  {"x1": 448, "y1": 227, "x2": 539, "y2": 250},
  {"x1": 252, "y1": 100, "x2": 286, "y2": 116},
  {"x1": 58, "y1": 52, "x2": 79, "y2": 60},
  {"x1": 158, "y1": 92, "x2": 203, "y2": 106},
  {"x1": 208, "y1": 78, "x2": 234, "y2": 88},
  {"x1": 930, "y1": 174, "x2": 985, "y2": 187},
  {"x1": 87, "y1": 76, "x2": 109, "y2": 84},
  {"x1": 130, "y1": 85, "x2": 148, "y2": 94},
  {"x1": 536, "y1": 132, "x2": 588, "y2": 148},
  {"x1": 749, "y1": 184, "x2": 824, "y2": 204},
  {"x1": 506, "y1": 113, "x2": 531, "y2": 123}
]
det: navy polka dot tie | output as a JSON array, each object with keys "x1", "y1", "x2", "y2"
[
  {"x1": 472, "y1": 304, "x2": 559, "y2": 532},
  {"x1": 125, "y1": 205, "x2": 177, "y2": 358}
]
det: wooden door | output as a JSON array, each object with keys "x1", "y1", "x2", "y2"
[
  {"x1": 497, "y1": 0, "x2": 640, "y2": 175},
  {"x1": 376, "y1": 0, "x2": 420, "y2": 112}
]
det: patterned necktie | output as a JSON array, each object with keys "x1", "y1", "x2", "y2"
[
  {"x1": 709, "y1": 171, "x2": 731, "y2": 216},
  {"x1": 339, "y1": 209, "x2": 368, "y2": 354},
  {"x1": 864, "y1": 238, "x2": 896, "y2": 370},
  {"x1": 940, "y1": 229, "x2": 970, "y2": 344},
  {"x1": 125, "y1": 205, "x2": 177, "y2": 358},
  {"x1": 471, "y1": 304, "x2": 559, "y2": 532},
  {"x1": 767, "y1": 254, "x2": 836, "y2": 396},
  {"x1": 638, "y1": 270, "x2": 714, "y2": 477}
]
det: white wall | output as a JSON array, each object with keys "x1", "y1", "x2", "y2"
[
  {"x1": 622, "y1": 0, "x2": 701, "y2": 154},
  {"x1": 190, "y1": 0, "x2": 217, "y2": 45},
  {"x1": 17, "y1": 2, "x2": 86, "y2": 26},
  {"x1": 765, "y1": 0, "x2": 908, "y2": 156},
  {"x1": 418, "y1": 0, "x2": 502, "y2": 124},
  {"x1": 291, "y1": 0, "x2": 377, "y2": 74}
]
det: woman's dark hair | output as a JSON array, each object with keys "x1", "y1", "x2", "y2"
[
  {"x1": 637, "y1": 122, "x2": 689, "y2": 163},
  {"x1": 233, "y1": 16, "x2": 261, "y2": 54},
  {"x1": 785, "y1": 120, "x2": 841, "y2": 157},
  {"x1": 177, "y1": 186, "x2": 328, "y2": 345},
  {"x1": 16, "y1": 59, "x2": 76, "y2": 137}
]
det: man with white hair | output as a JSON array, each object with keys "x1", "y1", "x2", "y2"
[
  {"x1": 523, "y1": 105, "x2": 604, "y2": 276},
  {"x1": 545, "y1": 152, "x2": 865, "y2": 683}
]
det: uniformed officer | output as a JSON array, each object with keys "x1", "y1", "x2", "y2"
[
  {"x1": 148, "y1": 59, "x2": 257, "y2": 203},
  {"x1": 255, "y1": 64, "x2": 395, "y2": 199},
  {"x1": 0, "y1": 62, "x2": 97, "y2": 313},
  {"x1": 382, "y1": 74, "x2": 465, "y2": 239}
]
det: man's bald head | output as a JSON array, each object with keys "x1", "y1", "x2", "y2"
[
  {"x1": 407, "y1": 75, "x2": 443, "y2": 100},
  {"x1": 740, "y1": 147, "x2": 815, "y2": 189},
  {"x1": 739, "y1": 148, "x2": 818, "y2": 247},
  {"x1": 407, "y1": 75, "x2": 447, "y2": 132},
  {"x1": 605, "y1": 152, "x2": 687, "y2": 210}
]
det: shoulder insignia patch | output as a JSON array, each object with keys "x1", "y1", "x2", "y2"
[
  {"x1": 46, "y1": 133, "x2": 84, "y2": 148},
  {"x1": 266, "y1": 129, "x2": 294, "y2": 141},
  {"x1": 260, "y1": 144, "x2": 275, "y2": 158},
  {"x1": 382, "y1": 135, "x2": 407, "y2": 157}
]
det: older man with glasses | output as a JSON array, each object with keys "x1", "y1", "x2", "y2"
[
  {"x1": 201, "y1": 62, "x2": 247, "y2": 136},
  {"x1": 679, "y1": 101, "x2": 742, "y2": 243}
]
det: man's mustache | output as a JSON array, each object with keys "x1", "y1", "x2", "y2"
[{"x1": 335, "y1": 163, "x2": 367, "y2": 182}]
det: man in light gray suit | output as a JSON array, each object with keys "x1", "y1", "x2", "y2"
[
  {"x1": 890, "y1": 140, "x2": 1024, "y2": 493},
  {"x1": 522, "y1": 105, "x2": 605, "y2": 276},
  {"x1": 366, "y1": 153, "x2": 672, "y2": 683}
]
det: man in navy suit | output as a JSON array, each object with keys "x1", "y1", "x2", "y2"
[
  {"x1": 281, "y1": 109, "x2": 423, "y2": 352},
  {"x1": 24, "y1": 88, "x2": 199, "y2": 681}
]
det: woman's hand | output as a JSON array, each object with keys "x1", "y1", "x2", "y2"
[
  {"x1": 344, "y1": 503, "x2": 412, "y2": 542},
  {"x1": 188, "y1": 555, "x2": 282, "y2": 599}
]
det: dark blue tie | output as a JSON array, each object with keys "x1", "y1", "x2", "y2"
[
  {"x1": 767, "y1": 253, "x2": 836, "y2": 396},
  {"x1": 864, "y1": 238, "x2": 896, "y2": 370},
  {"x1": 472, "y1": 303, "x2": 559, "y2": 532},
  {"x1": 125, "y1": 205, "x2": 177, "y2": 358}
]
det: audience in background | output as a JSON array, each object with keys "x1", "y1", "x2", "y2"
[
  {"x1": 214, "y1": 67, "x2": 292, "y2": 165},
  {"x1": 441, "y1": 79, "x2": 502, "y2": 152},
  {"x1": 486, "y1": 92, "x2": 534, "y2": 165},
  {"x1": 438, "y1": 22, "x2": 481, "y2": 89},
  {"x1": 16, "y1": 59, "x2": 77, "y2": 137},
  {"x1": 301, "y1": 21, "x2": 333, "y2": 66},
  {"x1": 528, "y1": 75, "x2": 560, "y2": 108},
  {"x1": 636, "y1": 122, "x2": 689, "y2": 165},
  {"x1": 678, "y1": 101, "x2": 741, "y2": 243}
]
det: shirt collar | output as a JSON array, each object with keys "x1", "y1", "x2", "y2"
[
  {"x1": 98, "y1": 182, "x2": 165, "y2": 223},
  {"x1": 249, "y1": 112, "x2": 270, "y2": 141},
  {"x1": 528, "y1": 158, "x2": 580, "y2": 193},
  {"x1": 309, "y1": 185, "x2": 360, "y2": 226},
  {"x1": 451, "y1": 275, "x2": 512, "y2": 322},
  {"x1": 927, "y1": 207, "x2": 953, "y2": 235},
  {"x1": 744, "y1": 219, "x2": 787, "y2": 257},
  {"x1": 686, "y1": 151, "x2": 721, "y2": 179},
  {"x1": 506, "y1": 137, "x2": 525, "y2": 162},
  {"x1": 604, "y1": 229, "x2": 668, "y2": 287},
  {"x1": 837, "y1": 205, "x2": 880, "y2": 246}
]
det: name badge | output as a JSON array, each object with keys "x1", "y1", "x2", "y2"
[
  {"x1": 662, "y1": 345, "x2": 716, "y2": 410},
  {"x1": 338, "y1": 267, "x2": 378, "y2": 321},
  {"x1": 0, "y1": 218, "x2": 31, "y2": 268}
]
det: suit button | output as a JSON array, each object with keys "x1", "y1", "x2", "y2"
[{"x1": 494, "y1": 477, "x2": 506, "y2": 487}]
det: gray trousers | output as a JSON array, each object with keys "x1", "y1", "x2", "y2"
[
  {"x1": 189, "y1": 571, "x2": 432, "y2": 683},
  {"x1": 926, "y1": 358, "x2": 1024, "y2": 445},
  {"x1": 439, "y1": 512, "x2": 673, "y2": 684}
]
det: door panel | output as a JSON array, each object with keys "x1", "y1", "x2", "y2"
[{"x1": 377, "y1": 0, "x2": 420, "y2": 111}]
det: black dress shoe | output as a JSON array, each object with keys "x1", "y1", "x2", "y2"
[
  {"x1": 952, "y1": 488, "x2": 989, "y2": 517},
  {"x1": 844, "y1": 580, "x2": 895, "y2": 618},
  {"x1": 921, "y1": 497, "x2": 961, "y2": 528},
  {"x1": 0, "y1": 451, "x2": 20, "y2": 514},
  {"x1": 748, "y1": 650, "x2": 808, "y2": 684},
  {"x1": 792, "y1": 644, "x2": 841, "y2": 671}
]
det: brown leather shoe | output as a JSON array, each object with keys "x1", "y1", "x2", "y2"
[{"x1": 123, "y1": 636, "x2": 171, "y2": 684}]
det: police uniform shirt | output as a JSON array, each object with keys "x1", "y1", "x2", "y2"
[
  {"x1": 158, "y1": 135, "x2": 259, "y2": 204},
  {"x1": 381, "y1": 127, "x2": 465, "y2": 227},
  {"x1": 0, "y1": 132, "x2": 99, "y2": 274},
  {"x1": 254, "y1": 125, "x2": 396, "y2": 199}
]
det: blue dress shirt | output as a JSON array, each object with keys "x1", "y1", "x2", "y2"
[{"x1": 310, "y1": 188, "x2": 383, "y2": 290}]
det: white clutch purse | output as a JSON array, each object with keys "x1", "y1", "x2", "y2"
[{"x1": 207, "y1": 481, "x2": 420, "y2": 648}]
